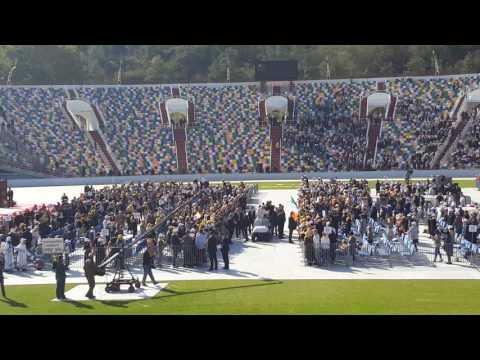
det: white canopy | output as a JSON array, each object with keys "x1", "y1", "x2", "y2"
[
  {"x1": 467, "y1": 89, "x2": 480, "y2": 103},
  {"x1": 265, "y1": 96, "x2": 288, "y2": 114},
  {"x1": 465, "y1": 89, "x2": 480, "y2": 112},
  {"x1": 367, "y1": 92, "x2": 390, "y2": 115},
  {"x1": 65, "y1": 100, "x2": 99, "y2": 131},
  {"x1": 166, "y1": 98, "x2": 188, "y2": 115}
]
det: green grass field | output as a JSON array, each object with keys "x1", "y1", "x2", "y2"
[
  {"x1": 2, "y1": 279, "x2": 480, "y2": 315},
  {"x1": 238, "y1": 179, "x2": 476, "y2": 190}
]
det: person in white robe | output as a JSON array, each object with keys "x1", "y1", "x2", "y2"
[
  {"x1": 3, "y1": 238, "x2": 15, "y2": 272},
  {"x1": 31, "y1": 225, "x2": 40, "y2": 251},
  {"x1": 15, "y1": 238, "x2": 28, "y2": 271}
]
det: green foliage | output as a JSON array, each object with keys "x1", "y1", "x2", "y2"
[{"x1": 1, "y1": 45, "x2": 480, "y2": 85}]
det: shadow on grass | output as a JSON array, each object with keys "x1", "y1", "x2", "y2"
[
  {"x1": 158, "y1": 279, "x2": 283, "y2": 299},
  {"x1": 99, "y1": 300, "x2": 128, "y2": 308},
  {"x1": 0, "y1": 297, "x2": 28, "y2": 308},
  {"x1": 63, "y1": 299, "x2": 94, "y2": 309},
  {"x1": 91, "y1": 279, "x2": 283, "y2": 307}
]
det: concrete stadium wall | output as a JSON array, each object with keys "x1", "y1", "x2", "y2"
[{"x1": 7, "y1": 169, "x2": 480, "y2": 188}]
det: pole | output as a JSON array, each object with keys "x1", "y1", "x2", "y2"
[
  {"x1": 226, "y1": 49, "x2": 230, "y2": 83},
  {"x1": 117, "y1": 59, "x2": 123, "y2": 84},
  {"x1": 6, "y1": 59, "x2": 17, "y2": 86},
  {"x1": 326, "y1": 56, "x2": 331, "y2": 80},
  {"x1": 432, "y1": 50, "x2": 440, "y2": 76}
]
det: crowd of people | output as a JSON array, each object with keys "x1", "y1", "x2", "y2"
[
  {"x1": 0, "y1": 180, "x2": 255, "y2": 279},
  {"x1": 295, "y1": 175, "x2": 474, "y2": 266},
  {"x1": 450, "y1": 107, "x2": 480, "y2": 168},
  {"x1": 282, "y1": 114, "x2": 367, "y2": 172}
]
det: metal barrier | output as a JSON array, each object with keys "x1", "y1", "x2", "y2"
[{"x1": 301, "y1": 238, "x2": 479, "y2": 268}]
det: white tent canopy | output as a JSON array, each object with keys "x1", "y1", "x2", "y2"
[
  {"x1": 66, "y1": 100, "x2": 99, "y2": 131},
  {"x1": 367, "y1": 92, "x2": 391, "y2": 115},
  {"x1": 265, "y1": 96, "x2": 288, "y2": 114},
  {"x1": 465, "y1": 89, "x2": 480, "y2": 112},
  {"x1": 166, "y1": 98, "x2": 188, "y2": 115}
]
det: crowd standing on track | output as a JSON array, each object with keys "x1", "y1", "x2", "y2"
[
  {"x1": 0, "y1": 180, "x2": 255, "y2": 277},
  {"x1": 296, "y1": 176, "x2": 479, "y2": 266}
]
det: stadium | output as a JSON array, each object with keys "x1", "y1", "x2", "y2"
[{"x1": 2, "y1": 45, "x2": 480, "y2": 315}]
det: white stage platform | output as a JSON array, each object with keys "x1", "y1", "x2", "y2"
[{"x1": 52, "y1": 282, "x2": 168, "y2": 302}]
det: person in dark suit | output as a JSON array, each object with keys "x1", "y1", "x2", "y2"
[
  {"x1": 427, "y1": 214, "x2": 437, "y2": 238},
  {"x1": 226, "y1": 214, "x2": 235, "y2": 244},
  {"x1": 0, "y1": 252, "x2": 6, "y2": 297},
  {"x1": 142, "y1": 241, "x2": 158, "y2": 286},
  {"x1": 276, "y1": 205, "x2": 286, "y2": 239},
  {"x1": 247, "y1": 207, "x2": 256, "y2": 235},
  {"x1": 207, "y1": 227, "x2": 218, "y2": 271},
  {"x1": 83, "y1": 253, "x2": 97, "y2": 299},
  {"x1": 239, "y1": 211, "x2": 249, "y2": 242},
  {"x1": 6, "y1": 187, "x2": 13, "y2": 207},
  {"x1": 55, "y1": 255, "x2": 67, "y2": 300},
  {"x1": 445, "y1": 226, "x2": 454, "y2": 264},
  {"x1": 221, "y1": 232, "x2": 230, "y2": 270}
]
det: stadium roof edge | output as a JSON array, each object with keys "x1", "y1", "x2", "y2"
[{"x1": 0, "y1": 72, "x2": 479, "y2": 89}]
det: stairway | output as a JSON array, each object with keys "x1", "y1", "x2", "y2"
[
  {"x1": 270, "y1": 125, "x2": 282, "y2": 172},
  {"x1": 450, "y1": 94, "x2": 466, "y2": 120},
  {"x1": 289, "y1": 81, "x2": 295, "y2": 94},
  {"x1": 173, "y1": 128, "x2": 188, "y2": 173},
  {"x1": 272, "y1": 85, "x2": 281, "y2": 96},
  {"x1": 432, "y1": 113, "x2": 469, "y2": 169},
  {"x1": 259, "y1": 100, "x2": 267, "y2": 127},
  {"x1": 287, "y1": 97, "x2": 295, "y2": 121},
  {"x1": 441, "y1": 112, "x2": 477, "y2": 167},
  {"x1": 386, "y1": 96, "x2": 397, "y2": 121},
  {"x1": 188, "y1": 100, "x2": 195, "y2": 126},
  {"x1": 67, "y1": 89, "x2": 77, "y2": 99},
  {"x1": 359, "y1": 97, "x2": 368, "y2": 119},
  {"x1": 160, "y1": 102, "x2": 169, "y2": 127},
  {"x1": 89, "y1": 131, "x2": 121, "y2": 175},
  {"x1": 431, "y1": 94, "x2": 467, "y2": 168},
  {"x1": 91, "y1": 104, "x2": 106, "y2": 131},
  {"x1": 377, "y1": 81, "x2": 386, "y2": 92},
  {"x1": 62, "y1": 102, "x2": 81, "y2": 131},
  {"x1": 364, "y1": 117, "x2": 382, "y2": 168}
]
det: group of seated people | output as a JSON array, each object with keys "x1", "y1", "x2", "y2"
[
  {"x1": 0, "y1": 180, "x2": 254, "y2": 272},
  {"x1": 450, "y1": 107, "x2": 480, "y2": 168},
  {"x1": 282, "y1": 114, "x2": 367, "y2": 172}
]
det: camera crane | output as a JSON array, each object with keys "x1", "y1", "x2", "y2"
[{"x1": 98, "y1": 192, "x2": 204, "y2": 293}]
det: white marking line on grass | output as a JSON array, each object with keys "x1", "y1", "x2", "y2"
[{"x1": 51, "y1": 283, "x2": 168, "y2": 302}]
